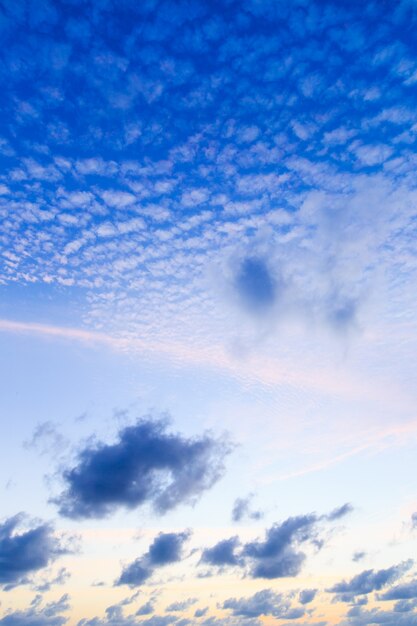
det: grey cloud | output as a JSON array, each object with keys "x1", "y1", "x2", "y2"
[
  {"x1": 166, "y1": 599, "x2": 197, "y2": 612},
  {"x1": 329, "y1": 560, "x2": 413, "y2": 600},
  {"x1": 0, "y1": 514, "x2": 68, "y2": 588},
  {"x1": 234, "y1": 257, "x2": 279, "y2": 314},
  {"x1": 326, "y1": 503, "x2": 354, "y2": 521},
  {"x1": 379, "y1": 579, "x2": 417, "y2": 600},
  {"x1": 201, "y1": 507, "x2": 345, "y2": 580},
  {"x1": 200, "y1": 537, "x2": 241, "y2": 567},
  {"x1": 0, "y1": 594, "x2": 70, "y2": 626},
  {"x1": 223, "y1": 589, "x2": 304, "y2": 620},
  {"x1": 243, "y1": 514, "x2": 320, "y2": 579},
  {"x1": 117, "y1": 530, "x2": 191, "y2": 587},
  {"x1": 54, "y1": 417, "x2": 230, "y2": 519},
  {"x1": 231, "y1": 495, "x2": 263, "y2": 522},
  {"x1": 136, "y1": 601, "x2": 155, "y2": 616},
  {"x1": 24, "y1": 421, "x2": 69, "y2": 458},
  {"x1": 299, "y1": 588, "x2": 318, "y2": 604}
]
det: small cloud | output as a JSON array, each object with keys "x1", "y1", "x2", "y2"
[
  {"x1": 117, "y1": 530, "x2": 191, "y2": 587},
  {"x1": 23, "y1": 421, "x2": 69, "y2": 458},
  {"x1": 223, "y1": 588, "x2": 304, "y2": 620},
  {"x1": 234, "y1": 257, "x2": 278, "y2": 314},
  {"x1": 166, "y1": 598, "x2": 197, "y2": 612},
  {"x1": 200, "y1": 537, "x2": 241, "y2": 568},
  {"x1": 231, "y1": 494, "x2": 263, "y2": 523},
  {"x1": 299, "y1": 588, "x2": 318, "y2": 604},
  {"x1": 326, "y1": 503, "x2": 354, "y2": 521},
  {"x1": 0, "y1": 514, "x2": 70, "y2": 588}
]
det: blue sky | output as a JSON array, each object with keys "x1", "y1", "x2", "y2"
[{"x1": 2, "y1": 0, "x2": 417, "y2": 624}]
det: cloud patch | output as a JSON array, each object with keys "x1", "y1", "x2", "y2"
[
  {"x1": 223, "y1": 589, "x2": 304, "y2": 620},
  {"x1": 328, "y1": 560, "x2": 413, "y2": 601},
  {"x1": 54, "y1": 417, "x2": 230, "y2": 519},
  {"x1": 234, "y1": 257, "x2": 278, "y2": 314},
  {"x1": 231, "y1": 495, "x2": 263, "y2": 522},
  {"x1": 0, "y1": 514, "x2": 68, "y2": 588},
  {"x1": 117, "y1": 530, "x2": 191, "y2": 587},
  {"x1": 0, "y1": 594, "x2": 69, "y2": 626}
]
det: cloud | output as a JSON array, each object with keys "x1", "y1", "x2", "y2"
[
  {"x1": 379, "y1": 579, "x2": 417, "y2": 600},
  {"x1": 200, "y1": 537, "x2": 241, "y2": 567},
  {"x1": 242, "y1": 515, "x2": 320, "y2": 579},
  {"x1": 299, "y1": 589, "x2": 318, "y2": 604},
  {"x1": 328, "y1": 560, "x2": 413, "y2": 600},
  {"x1": 136, "y1": 601, "x2": 155, "y2": 616},
  {"x1": 231, "y1": 495, "x2": 263, "y2": 522},
  {"x1": 234, "y1": 257, "x2": 278, "y2": 314},
  {"x1": 34, "y1": 567, "x2": 71, "y2": 592},
  {"x1": 326, "y1": 503, "x2": 354, "y2": 521},
  {"x1": 117, "y1": 530, "x2": 191, "y2": 587},
  {"x1": 341, "y1": 605, "x2": 417, "y2": 625},
  {"x1": 223, "y1": 589, "x2": 304, "y2": 620},
  {"x1": 166, "y1": 599, "x2": 197, "y2": 612},
  {"x1": 0, "y1": 514, "x2": 68, "y2": 588},
  {"x1": 54, "y1": 417, "x2": 230, "y2": 519},
  {"x1": 201, "y1": 508, "x2": 346, "y2": 579},
  {"x1": 23, "y1": 421, "x2": 69, "y2": 458},
  {"x1": 0, "y1": 594, "x2": 70, "y2": 625}
]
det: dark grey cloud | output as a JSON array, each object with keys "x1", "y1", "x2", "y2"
[
  {"x1": 243, "y1": 514, "x2": 320, "y2": 579},
  {"x1": 0, "y1": 514, "x2": 68, "y2": 588},
  {"x1": 194, "y1": 607, "x2": 208, "y2": 618},
  {"x1": 200, "y1": 537, "x2": 241, "y2": 567},
  {"x1": 54, "y1": 417, "x2": 230, "y2": 519},
  {"x1": 231, "y1": 495, "x2": 263, "y2": 523},
  {"x1": 234, "y1": 257, "x2": 278, "y2": 314},
  {"x1": 223, "y1": 589, "x2": 304, "y2": 620},
  {"x1": 299, "y1": 588, "x2": 318, "y2": 604},
  {"x1": 352, "y1": 551, "x2": 366, "y2": 562},
  {"x1": 0, "y1": 594, "x2": 69, "y2": 626},
  {"x1": 117, "y1": 530, "x2": 191, "y2": 587},
  {"x1": 147, "y1": 531, "x2": 191, "y2": 566},
  {"x1": 411, "y1": 513, "x2": 417, "y2": 530},
  {"x1": 379, "y1": 579, "x2": 417, "y2": 601},
  {"x1": 328, "y1": 560, "x2": 413, "y2": 600},
  {"x1": 201, "y1": 508, "x2": 345, "y2": 580}
]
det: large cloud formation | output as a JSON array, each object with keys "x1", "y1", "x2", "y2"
[
  {"x1": 0, "y1": 514, "x2": 67, "y2": 588},
  {"x1": 54, "y1": 418, "x2": 230, "y2": 519},
  {"x1": 117, "y1": 530, "x2": 191, "y2": 587},
  {"x1": 201, "y1": 505, "x2": 353, "y2": 580}
]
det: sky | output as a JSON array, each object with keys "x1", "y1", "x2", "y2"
[{"x1": 1, "y1": 0, "x2": 417, "y2": 624}]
